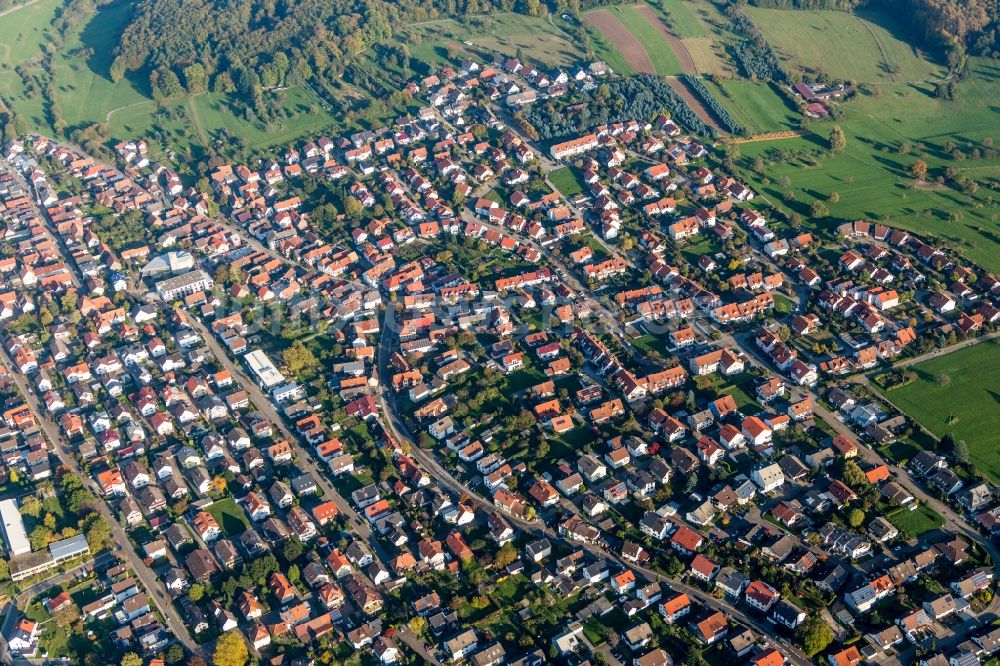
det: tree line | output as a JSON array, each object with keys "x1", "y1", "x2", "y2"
[
  {"x1": 728, "y1": 13, "x2": 787, "y2": 81},
  {"x1": 523, "y1": 74, "x2": 715, "y2": 141},
  {"x1": 680, "y1": 75, "x2": 748, "y2": 136}
]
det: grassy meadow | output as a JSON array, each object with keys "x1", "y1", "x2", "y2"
[
  {"x1": 656, "y1": 0, "x2": 709, "y2": 37},
  {"x1": 881, "y1": 341, "x2": 1000, "y2": 483},
  {"x1": 706, "y1": 79, "x2": 799, "y2": 134},
  {"x1": 744, "y1": 7, "x2": 946, "y2": 83},
  {"x1": 399, "y1": 13, "x2": 584, "y2": 69},
  {"x1": 734, "y1": 59, "x2": 1000, "y2": 271}
]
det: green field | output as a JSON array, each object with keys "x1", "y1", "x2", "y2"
[
  {"x1": 614, "y1": 5, "x2": 684, "y2": 75},
  {"x1": 656, "y1": 0, "x2": 709, "y2": 37},
  {"x1": 207, "y1": 497, "x2": 251, "y2": 536},
  {"x1": 745, "y1": 7, "x2": 945, "y2": 83},
  {"x1": 887, "y1": 504, "x2": 945, "y2": 539},
  {"x1": 191, "y1": 88, "x2": 334, "y2": 150},
  {"x1": 548, "y1": 167, "x2": 584, "y2": 196},
  {"x1": 400, "y1": 13, "x2": 584, "y2": 69},
  {"x1": 735, "y1": 59, "x2": 1000, "y2": 272},
  {"x1": 707, "y1": 80, "x2": 799, "y2": 134},
  {"x1": 881, "y1": 341, "x2": 1000, "y2": 483}
]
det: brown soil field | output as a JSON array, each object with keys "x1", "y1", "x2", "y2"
[
  {"x1": 633, "y1": 4, "x2": 697, "y2": 75},
  {"x1": 584, "y1": 9, "x2": 655, "y2": 74}
]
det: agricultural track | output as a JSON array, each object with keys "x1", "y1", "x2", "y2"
[{"x1": 731, "y1": 129, "x2": 807, "y2": 144}]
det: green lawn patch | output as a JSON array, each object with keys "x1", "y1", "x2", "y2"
[
  {"x1": 878, "y1": 340, "x2": 1000, "y2": 483},
  {"x1": 679, "y1": 237, "x2": 716, "y2": 264},
  {"x1": 549, "y1": 166, "x2": 584, "y2": 197},
  {"x1": 491, "y1": 574, "x2": 531, "y2": 605},
  {"x1": 503, "y1": 366, "x2": 548, "y2": 396},
  {"x1": 632, "y1": 333, "x2": 672, "y2": 358},
  {"x1": 26, "y1": 599, "x2": 71, "y2": 658},
  {"x1": 583, "y1": 617, "x2": 607, "y2": 645},
  {"x1": 773, "y1": 293, "x2": 794, "y2": 315},
  {"x1": 699, "y1": 372, "x2": 764, "y2": 415},
  {"x1": 878, "y1": 439, "x2": 921, "y2": 466},
  {"x1": 887, "y1": 503, "x2": 945, "y2": 539},
  {"x1": 206, "y1": 498, "x2": 251, "y2": 536}
]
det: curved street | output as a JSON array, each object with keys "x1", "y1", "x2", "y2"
[{"x1": 376, "y1": 304, "x2": 814, "y2": 666}]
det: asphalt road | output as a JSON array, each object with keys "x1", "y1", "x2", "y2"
[
  {"x1": 0, "y1": 345, "x2": 202, "y2": 656},
  {"x1": 375, "y1": 307, "x2": 813, "y2": 666},
  {"x1": 725, "y1": 329, "x2": 1000, "y2": 617},
  {"x1": 184, "y1": 314, "x2": 394, "y2": 569}
]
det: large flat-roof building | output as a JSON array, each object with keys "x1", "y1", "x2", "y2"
[
  {"x1": 49, "y1": 534, "x2": 90, "y2": 562},
  {"x1": 244, "y1": 349, "x2": 285, "y2": 389},
  {"x1": 141, "y1": 250, "x2": 195, "y2": 277},
  {"x1": 155, "y1": 269, "x2": 213, "y2": 300},
  {"x1": 0, "y1": 498, "x2": 30, "y2": 556},
  {"x1": 8, "y1": 534, "x2": 91, "y2": 582}
]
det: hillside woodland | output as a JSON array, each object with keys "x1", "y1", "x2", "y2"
[{"x1": 111, "y1": 0, "x2": 573, "y2": 94}]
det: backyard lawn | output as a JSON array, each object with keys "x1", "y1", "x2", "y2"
[
  {"x1": 548, "y1": 166, "x2": 584, "y2": 197},
  {"x1": 207, "y1": 497, "x2": 251, "y2": 536},
  {"x1": 887, "y1": 504, "x2": 945, "y2": 539}
]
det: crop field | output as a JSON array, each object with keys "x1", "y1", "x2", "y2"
[
  {"x1": 681, "y1": 37, "x2": 731, "y2": 77},
  {"x1": 735, "y1": 60, "x2": 1000, "y2": 271},
  {"x1": 584, "y1": 8, "x2": 656, "y2": 74},
  {"x1": 628, "y1": 5, "x2": 691, "y2": 74},
  {"x1": 656, "y1": 0, "x2": 708, "y2": 37},
  {"x1": 706, "y1": 80, "x2": 798, "y2": 134},
  {"x1": 744, "y1": 7, "x2": 945, "y2": 83},
  {"x1": 880, "y1": 341, "x2": 1000, "y2": 483},
  {"x1": 584, "y1": 4, "x2": 699, "y2": 76}
]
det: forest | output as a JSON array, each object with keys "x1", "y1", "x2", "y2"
[
  {"x1": 728, "y1": 13, "x2": 786, "y2": 81},
  {"x1": 105, "y1": 0, "x2": 600, "y2": 131},
  {"x1": 110, "y1": 0, "x2": 548, "y2": 114},
  {"x1": 523, "y1": 75, "x2": 715, "y2": 141}
]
